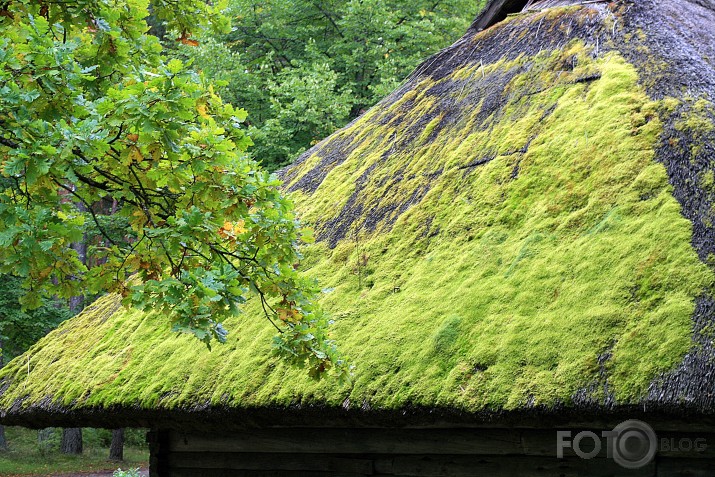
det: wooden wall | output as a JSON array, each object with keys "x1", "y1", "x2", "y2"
[{"x1": 148, "y1": 427, "x2": 715, "y2": 476}]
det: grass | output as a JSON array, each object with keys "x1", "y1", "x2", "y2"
[
  {"x1": 0, "y1": 427, "x2": 148, "y2": 476},
  {"x1": 0, "y1": 11, "x2": 713, "y2": 416}
]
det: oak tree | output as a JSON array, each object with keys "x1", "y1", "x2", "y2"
[{"x1": 0, "y1": 0, "x2": 347, "y2": 378}]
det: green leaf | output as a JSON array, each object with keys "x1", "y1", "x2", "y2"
[{"x1": 167, "y1": 59, "x2": 184, "y2": 75}]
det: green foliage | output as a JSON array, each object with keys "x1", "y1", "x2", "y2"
[
  {"x1": 181, "y1": 0, "x2": 484, "y2": 169},
  {"x1": 0, "y1": 274, "x2": 71, "y2": 363},
  {"x1": 0, "y1": 0, "x2": 346, "y2": 378},
  {"x1": 113, "y1": 467, "x2": 141, "y2": 477},
  {"x1": 37, "y1": 429, "x2": 60, "y2": 456},
  {"x1": 87, "y1": 428, "x2": 146, "y2": 448},
  {"x1": 251, "y1": 61, "x2": 355, "y2": 166}
]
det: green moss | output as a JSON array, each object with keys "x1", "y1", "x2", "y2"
[
  {"x1": 676, "y1": 98, "x2": 715, "y2": 134},
  {"x1": 418, "y1": 115, "x2": 443, "y2": 143},
  {"x1": 1, "y1": 39, "x2": 712, "y2": 414},
  {"x1": 431, "y1": 315, "x2": 463, "y2": 356},
  {"x1": 674, "y1": 98, "x2": 715, "y2": 158},
  {"x1": 660, "y1": 96, "x2": 680, "y2": 115}
]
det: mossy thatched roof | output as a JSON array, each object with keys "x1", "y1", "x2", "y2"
[{"x1": 2, "y1": 0, "x2": 715, "y2": 430}]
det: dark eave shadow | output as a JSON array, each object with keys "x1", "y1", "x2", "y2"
[
  {"x1": 471, "y1": 0, "x2": 606, "y2": 32},
  {"x1": 471, "y1": 0, "x2": 531, "y2": 31}
]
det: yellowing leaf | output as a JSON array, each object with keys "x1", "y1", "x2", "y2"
[
  {"x1": 176, "y1": 32, "x2": 199, "y2": 47},
  {"x1": 38, "y1": 266, "x2": 53, "y2": 279},
  {"x1": 149, "y1": 143, "x2": 162, "y2": 161},
  {"x1": 196, "y1": 101, "x2": 211, "y2": 119},
  {"x1": 277, "y1": 307, "x2": 302, "y2": 324},
  {"x1": 128, "y1": 146, "x2": 143, "y2": 163},
  {"x1": 233, "y1": 219, "x2": 246, "y2": 234},
  {"x1": 218, "y1": 219, "x2": 246, "y2": 238}
]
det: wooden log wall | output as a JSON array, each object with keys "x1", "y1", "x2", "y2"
[{"x1": 148, "y1": 427, "x2": 715, "y2": 476}]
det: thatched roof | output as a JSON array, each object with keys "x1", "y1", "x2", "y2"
[
  {"x1": 1, "y1": 0, "x2": 715, "y2": 430},
  {"x1": 471, "y1": 0, "x2": 602, "y2": 31}
]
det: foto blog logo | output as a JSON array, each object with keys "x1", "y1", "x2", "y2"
[{"x1": 556, "y1": 419, "x2": 707, "y2": 469}]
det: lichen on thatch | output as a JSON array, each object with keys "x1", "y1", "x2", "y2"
[{"x1": 1, "y1": 0, "x2": 715, "y2": 429}]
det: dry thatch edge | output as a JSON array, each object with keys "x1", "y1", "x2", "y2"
[{"x1": 4, "y1": 398, "x2": 715, "y2": 432}]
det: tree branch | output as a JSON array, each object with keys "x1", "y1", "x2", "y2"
[{"x1": 52, "y1": 179, "x2": 119, "y2": 246}]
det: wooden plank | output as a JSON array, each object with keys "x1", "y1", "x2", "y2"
[
  {"x1": 168, "y1": 469, "x2": 376, "y2": 477},
  {"x1": 169, "y1": 428, "x2": 715, "y2": 458},
  {"x1": 159, "y1": 448, "x2": 715, "y2": 476},
  {"x1": 166, "y1": 456, "x2": 660, "y2": 477},
  {"x1": 167, "y1": 452, "x2": 375, "y2": 473},
  {"x1": 148, "y1": 429, "x2": 170, "y2": 477},
  {"x1": 377, "y1": 455, "x2": 655, "y2": 477},
  {"x1": 165, "y1": 428, "x2": 715, "y2": 459},
  {"x1": 521, "y1": 429, "x2": 608, "y2": 458},
  {"x1": 523, "y1": 429, "x2": 715, "y2": 459},
  {"x1": 655, "y1": 432, "x2": 714, "y2": 459},
  {"x1": 657, "y1": 458, "x2": 715, "y2": 477},
  {"x1": 167, "y1": 428, "x2": 524, "y2": 455},
  {"x1": 148, "y1": 431, "x2": 160, "y2": 477}
]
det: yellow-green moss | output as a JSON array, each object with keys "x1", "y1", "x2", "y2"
[
  {"x1": 0, "y1": 43, "x2": 712, "y2": 414},
  {"x1": 418, "y1": 115, "x2": 443, "y2": 143},
  {"x1": 675, "y1": 98, "x2": 715, "y2": 158}
]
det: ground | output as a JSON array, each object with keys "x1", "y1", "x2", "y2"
[
  {"x1": 45, "y1": 471, "x2": 148, "y2": 477},
  {"x1": 4, "y1": 471, "x2": 150, "y2": 477},
  {"x1": 0, "y1": 427, "x2": 149, "y2": 477}
]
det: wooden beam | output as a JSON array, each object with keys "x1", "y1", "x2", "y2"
[
  {"x1": 377, "y1": 455, "x2": 656, "y2": 476},
  {"x1": 163, "y1": 455, "x2": 660, "y2": 476},
  {"x1": 656, "y1": 458, "x2": 715, "y2": 477},
  {"x1": 167, "y1": 452, "x2": 375, "y2": 473},
  {"x1": 148, "y1": 429, "x2": 170, "y2": 477},
  {"x1": 167, "y1": 428, "x2": 525, "y2": 455},
  {"x1": 168, "y1": 470, "x2": 374, "y2": 477},
  {"x1": 166, "y1": 428, "x2": 715, "y2": 459}
]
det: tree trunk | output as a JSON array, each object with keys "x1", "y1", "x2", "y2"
[
  {"x1": 38, "y1": 427, "x2": 53, "y2": 444},
  {"x1": 0, "y1": 425, "x2": 8, "y2": 451},
  {"x1": 61, "y1": 202, "x2": 87, "y2": 456},
  {"x1": 0, "y1": 341, "x2": 6, "y2": 451},
  {"x1": 60, "y1": 428, "x2": 83, "y2": 455},
  {"x1": 68, "y1": 203, "x2": 87, "y2": 314},
  {"x1": 109, "y1": 428, "x2": 124, "y2": 461}
]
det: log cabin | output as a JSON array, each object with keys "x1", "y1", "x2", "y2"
[{"x1": 2, "y1": 0, "x2": 715, "y2": 475}]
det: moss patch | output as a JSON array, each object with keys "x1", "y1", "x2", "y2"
[{"x1": 1, "y1": 30, "x2": 713, "y2": 415}]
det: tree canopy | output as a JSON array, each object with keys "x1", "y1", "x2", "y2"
[
  {"x1": 181, "y1": 0, "x2": 481, "y2": 170},
  {"x1": 0, "y1": 274, "x2": 71, "y2": 364},
  {"x1": 0, "y1": 0, "x2": 347, "y2": 378}
]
